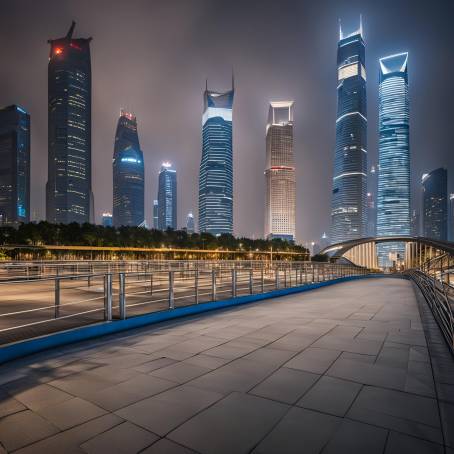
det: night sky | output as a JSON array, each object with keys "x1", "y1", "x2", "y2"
[{"x1": 1, "y1": 0, "x2": 453, "y2": 244}]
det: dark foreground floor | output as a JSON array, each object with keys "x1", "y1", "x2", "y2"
[{"x1": 0, "y1": 277, "x2": 453, "y2": 453}]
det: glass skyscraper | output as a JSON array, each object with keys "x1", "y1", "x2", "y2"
[
  {"x1": 376, "y1": 52, "x2": 410, "y2": 267},
  {"x1": 46, "y1": 22, "x2": 93, "y2": 224},
  {"x1": 449, "y1": 194, "x2": 454, "y2": 242},
  {"x1": 330, "y1": 18, "x2": 367, "y2": 244},
  {"x1": 158, "y1": 162, "x2": 177, "y2": 230},
  {"x1": 0, "y1": 105, "x2": 30, "y2": 225},
  {"x1": 101, "y1": 212, "x2": 113, "y2": 227},
  {"x1": 422, "y1": 168, "x2": 447, "y2": 241},
  {"x1": 198, "y1": 79, "x2": 234, "y2": 235},
  {"x1": 264, "y1": 101, "x2": 295, "y2": 242},
  {"x1": 152, "y1": 200, "x2": 159, "y2": 229},
  {"x1": 186, "y1": 211, "x2": 195, "y2": 234},
  {"x1": 112, "y1": 110, "x2": 144, "y2": 227}
]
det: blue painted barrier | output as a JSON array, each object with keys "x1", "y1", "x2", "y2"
[{"x1": 0, "y1": 274, "x2": 387, "y2": 364}]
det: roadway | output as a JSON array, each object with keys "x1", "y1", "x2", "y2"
[{"x1": 0, "y1": 277, "x2": 452, "y2": 453}]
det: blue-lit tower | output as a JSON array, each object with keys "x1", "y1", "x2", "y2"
[
  {"x1": 376, "y1": 52, "x2": 410, "y2": 267},
  {"x1": 198, "y1": 78, "x2": 234, "y2": 235},
  {"x1": 330, "y1": 18, "x2": 367, "y2": 244},
  {"x1": 158, "y1": 162, "x2": 177, "y2": 230},
  {"x1": 112, "y1": 110, "x2": 144, "y2": 227},
  {"x1": 46, "y1": 22, "x2": 93, "y2": 224},
  {"x1": 0, "y1": 105, "x2": 30, "y2": 225}
]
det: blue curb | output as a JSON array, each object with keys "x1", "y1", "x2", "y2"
[{"x1": 0, "y1": 274, "x2": 387, "y2": 364}]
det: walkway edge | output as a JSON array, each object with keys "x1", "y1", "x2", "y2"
[{"x1": 0, "y1": 274, "x2": 386, "y2": 364}]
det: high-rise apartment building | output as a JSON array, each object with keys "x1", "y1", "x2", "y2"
[
  {"x1": 46, "y1": 22, "x2": 93, "y2": 224},
  {"x1": 186, "y1": 211, "x2": 195, "y2": 234},
  {"x1": 376, "y1": 52, "x2": 410, "y2": 266},
  {"x1": 158, "y1": 162, "x2": 177, "y2": 230},
  {"x1": 264, "y1": 101, "x2": 295, "y2": 242},
  {"x1": 101, "y1": 212, "x2": 113, "y2": 227},
  {"x1": 112, "y1": 110, "x2": 144, "y2": 227},
  {"x1": 0, "y1": 105, "x2": 30, "y2": 225},
  {"x1": 198, "y1": 79, "x2": 234, "y2": 235},
  {"x1": 330, "y1": 18, "x2": 367, "y2": 244}
]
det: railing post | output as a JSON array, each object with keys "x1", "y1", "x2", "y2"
[
  {"x1": 261, "y1": 268, "x2": 264, "y2": 293},
  {"x1": 249, "y1": 269, "x2": 253, "y2": 294},
  {"x1": 119, "y1": 273, "x2": 126, "y2": 320},
  {"x1": 322, "y1": 265, "x2": 326, "y2": 281},
  {"x1": 212, "y1": 269, "x2": 217, "y2": 301},
  {"x1": 104, "y1": 273, "x2": 112, "y2": 321},
  {"x1": 275, "y1": 268, "x2": 280, "y2": 289},
  {"x1": 169, "y1": 271, "x2": 175, "y2": 309},
  {"x1": 195, "y1": 270, "x2": 199, "y2": 304},
  {"x1": 54, "y1": 277, "x2": 60, "y2": 318},
  {"x1": 150, "y1": 273, "x2": 153, "y2": 295},
  {"x1": 232, "y1": 269, "x2": 237, "y2": 297},
  {"x1": 284, "y1": 269, "x2": 287, "y2": 287}
]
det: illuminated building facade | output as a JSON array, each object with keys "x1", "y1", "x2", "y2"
[
  {"x1": 0, "y1": 105, "x2": 30, "y2": 225},
  {"x1": 264, "y1": 101, "x2": 295, "y2": 242},
  {"x1": 153, "y1": 200, "x2": 159, "y2": 229},
  {"x1": 198, "y1": 79, "x2": 234, "y2": 235},
  {"x1": 46, "y1": 22, "x2": 93, "y2": 224},
  {"x1": 449, "y1": 194, "x2": 454, "y2": 242},
  {"x1": 376, "y1": 52, "x2": 410, "y2": 266},
  {"x1": 186, "y1": 211, "x2": 195, "y2": 234},
  {"x1": 158, "y1": 162, "x2": 177, "y2": 230},
  {"x1": 330, "y1": 18, "x2": 367, "y2": 244},
  {"x1": 367, "y1": 164, "x2": 377, "y2": 237},
  {"x1": 112, "y1": 110, "x2": 144, "y2": 227},
  {"x1": 422, "y1": 168, "x2": 447, "y2": 241},
  {"x1": 101, "y1": 212, "x2": 113, "y2": 227}
]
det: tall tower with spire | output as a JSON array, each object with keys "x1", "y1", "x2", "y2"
[
  {"x1": 330, "y1": 17, "x2": 367, "y2": 244},
  {"x1": 46, "y1": 22, "x2": 93, "y2": 224},
  {"x1": 198, "y1": 76, "x2": 234, "y2": 235}
]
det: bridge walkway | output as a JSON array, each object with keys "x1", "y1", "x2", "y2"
[{"x1": 0, "y1": 277, "x2": 453, "y2": 453}]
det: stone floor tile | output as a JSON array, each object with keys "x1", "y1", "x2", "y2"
[
  {"x1": 133, "y1": 357, "x2": 179, "y2": 373},
  {"x1": 321, "y1": 419, "x2": 388, "y2": 454},
  {"x1": 116, "y1": 384, "x2": 223, "y2": 436},
  {"x1": 250, "y1": 367, "x2": 319, "y2": 404},
  {"x1": 0, "y1": 391, "x2": 26, "y2": 418},
  {"x1": 182, "y1": 354, "x2": 231, "y2": 370},
  {"x1": 284, "y1": 347, "x2": 341, "y2": 374},
  {"x1": 141, "y1": 438, "x2": 196, "y2": 453},
  {"x1": 253, "y1": 406, "x2": 341, "y2": 454},
  {"x1": 297, "y1": 375, "x2": 362, "y2": 416},
  {"x1": 36, "y1": 397, "x2": 107, "y2": 430},
  {"x1": 168, "y1": 392, "x2": 289, "y2": 454},
  {"x1": 149, "y1": 362, "x2": 211, "y2": 384},
  {"x1": 347, "y1": 386, "x2": 443, "y2": 445},
  {"x1": 7, "y1": 383, "x2": 73, "y2": 411},
  {"x1": 0, "y1": 409, "x2": 59, "y2": 452},
  {"x1": 80, "y1": 421, "x2": 158, "y2": 453},
  {"x1": 384, "y1": 431, "x2": 444, "y2": 454}
]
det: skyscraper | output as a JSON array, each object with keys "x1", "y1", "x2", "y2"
[
  {"x1": 101, "y1": 212, "x2": 113, "y2": 227},
  {"x1": 186, "y1": 211, "x2": 195, "y2": 234},
  {"x1": 264, "y1": 101, "x2": 296, "y2": 242},
  {"x1": 366, "y1": 164, "x2": 377, "y2": 237},
  {"x1": 112, "y1": 110, "x2": 144, "y2": 227},
  {"x1": 152, "y1": 200, "x2": 159, "y2": 229},
  {"x1": 158, "y1": 162, "x2": 177, "y2": 230},
  {"x1": 449, "y1": 194, "x2": 454, "y2": 242},
  {"x1": 422, "y1": 168, "x2": 447, "y2": 241},
  {"x1": 46, "y1": 22, "x2": 93, "y2": 224},
  {"x1": 330, "y1": 18, "x2": 367, "y2": 244},
  {"x1": 376, "y1": 52, "x2": 410, "y2": 266},
  {"x1": 198, "y1": 78, "x2": 234, "y2": 235},
  {"x1": 0, "y1": 105, "x2": 30, "y2": 225}
]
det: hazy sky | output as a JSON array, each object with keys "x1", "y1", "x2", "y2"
[{"x1": 0, "y1": 0, "x2": 453, "y2": 244}]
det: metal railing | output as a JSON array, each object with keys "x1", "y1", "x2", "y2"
[
  {"x1": 406, "y1": 252, "x2": 454, "y2": 355},
  {"x1": 0, "y1": 261, "x2": 370, "y2": 345}
]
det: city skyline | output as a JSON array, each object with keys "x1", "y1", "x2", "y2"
[{"x1": 0, "y1": 0, "x2": 452, "y2": 243}]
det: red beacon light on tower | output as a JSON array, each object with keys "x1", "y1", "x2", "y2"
[{"x1": 54, "y1": 47, "x2": 63, "y2": 55}]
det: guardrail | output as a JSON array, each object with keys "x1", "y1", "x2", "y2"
[
  {"x1": 0, "y1": 261, "x2": 371, "y2": 345},
  {"x1": 406, "y1": 253, "x2": 454, "y2": 355}
]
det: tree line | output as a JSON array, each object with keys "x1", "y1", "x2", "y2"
[{"x1": 0, "y1": 222, "x2": 308, "y2": 253}]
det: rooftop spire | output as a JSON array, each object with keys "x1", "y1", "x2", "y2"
[{"x1": 66, "y1": 21, "x2": 76, "y2": 40}]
